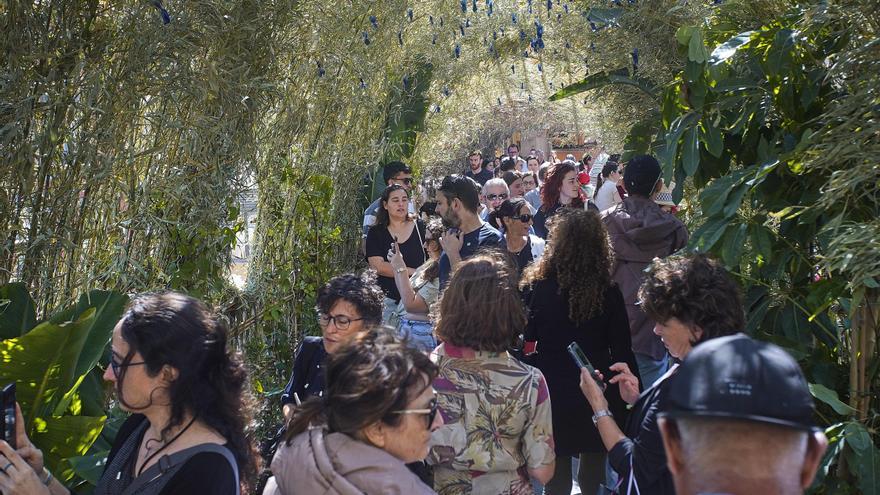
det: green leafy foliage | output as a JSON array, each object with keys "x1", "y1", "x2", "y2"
[
  {"x1": 0, "y1": 284, "x2": 127, "y2": 485},
  {"x1": 651, "y1": 4, "x2": 879, "y2": 492}
]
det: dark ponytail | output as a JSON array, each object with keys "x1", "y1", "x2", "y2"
[{"x1": 117, "y1": 293, "x2": 259, "y2": 492}]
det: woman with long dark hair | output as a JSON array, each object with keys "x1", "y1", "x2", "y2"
[
  {"x1": 521, "y1": 210, "x2": 638, "y2": 495},
  {"x1": 366, "y1": 184, "x2": 426, "y2": 322},
  {"x1": 532, "y1": 161, "x2": 584, "y2": 238},
  {"x1": 488, "y1": 198, "x2": 545, "y2": 274},
  {"x1": 593, "y1": 162, "x2": 623, "y2": 211},
  {"x1": 265, "y1": 330, "x2": 440, "y2": 494},
  {"x1": 0, "y1": 293, "x2": 258, "y2": 495}
]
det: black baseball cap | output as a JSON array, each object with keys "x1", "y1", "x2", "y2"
[{"x1": 661, "y1": 334, "x2": 818, "y2": 432}]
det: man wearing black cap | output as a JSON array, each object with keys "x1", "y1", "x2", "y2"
[
  {"x1": 602, "y1": 155, "x2": 688, "y2": 389},
  {"x1": 658, "y1": 334, "x2": 828, "y2": 495}
]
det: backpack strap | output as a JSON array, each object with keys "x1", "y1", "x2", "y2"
[{"x1": 123, "y1": 444, "x2": 240, "y2": 495}]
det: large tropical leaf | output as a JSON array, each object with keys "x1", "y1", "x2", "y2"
[
  {"x1": 548, "y1": 68, "x2": 658, "y2": 101},
  {"x1": 0, "y1": 283, "x2": 37, "y2": 339},
  {"x1": 31, "y1": 414, "x2": 106, "y2": 482}
]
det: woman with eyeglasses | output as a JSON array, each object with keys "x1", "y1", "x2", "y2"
[
  {"x1": 521, "y1": 209, "x2": 638, "y2": 495},
  {"x1": 366, "y1": 184, "x2": 427, "y2": 323},
  {"x1": 0, "y1": 293, "x2": 258, "y2": 495},
  {"x1": 280, "y1": 272, "x2": 383, "y2": 419},
  {"x1": 532, "y1": 161, "x2": 585, "y2": 238},
  {"x1": 388, "y1": 218, "x2": 445, "y2": 352},
  {"x1": 428, "y1": 253, "x2": 556, "y2": 494},
  {"x1": 488, "y1": 198, "x2": 545, "y2": 274},
  {"x1": 264, "y1": 329, "x2": 441, "y2": 495}
]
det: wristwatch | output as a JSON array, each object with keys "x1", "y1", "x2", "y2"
[{"x1": 592, "y1": 409, "x2": 613, "y2": 426}]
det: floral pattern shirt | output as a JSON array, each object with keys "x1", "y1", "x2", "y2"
[{"x1": 428, "y1": 343, "x2": 555, "y2": 495}]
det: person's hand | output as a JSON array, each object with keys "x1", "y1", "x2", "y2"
[
  {"x1": 439, "y1": 230, "x2": 463, "y2": 256},
  {"x1": 388, "y1": 239, "x2": 406, "y2": 272},
  {"x1": 12, "y1": 404, "x2": 43, "y2": 474},
  {"x1": 0, "y1": 439, "x2": 49, "y2": 495},
  {"x1": 579, "y1": 368, "x2": 609, "y2": 412},
  {"x1": 608, "y1": 362, "x2": 640, "y2": 405}
]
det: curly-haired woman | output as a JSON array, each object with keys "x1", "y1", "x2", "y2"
[
  {"x1": 428, "y1": 253, "x2": 556, "y2": 494},
  {"x1": 280, "y1": 272, "x2": 384, "y2": 418},
  {"x1": 577, "y1": 253, "x2": 744, "y2": 495},
  {"x1": 532, "y1": 161, "x2": 584, "y2": 238},
  {"x1": 520, "y1": 209, "x2": 638, "y2": 495},
  {"x1": 265, "y1": 330, "x2": 441, "y2": 494},
  {"x1": 0, "y1": 293, "x2": 259, "y2": 495}
]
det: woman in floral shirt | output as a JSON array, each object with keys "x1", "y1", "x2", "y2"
[{"x1": 428, "y1": 252, "x2": 556, "y2": 495}]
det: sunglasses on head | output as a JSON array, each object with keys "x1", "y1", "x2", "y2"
[
  {"x1": 487, "y1": 193, "x2": 508, "y2": 201},
  {"x1": 509, "y1": 213, "x2": 533, "y2": 223}
]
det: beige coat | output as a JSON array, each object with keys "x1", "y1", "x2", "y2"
[{"x1": 263, "y1": 427, "x2": 436, "y2": 495}]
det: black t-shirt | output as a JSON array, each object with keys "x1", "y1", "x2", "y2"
[
  {"x1": 365, "y1": 220, "x2": 427, "y2": 301},
  {"x1": 100, "y1": 414, "x2": 238, "y2": 495},
  {"x1": 465, "y1": 167, "x2": 494, "y2": 186},
  {"x1": 504, "y1": 235, "x2": 535, "y2": 274}
]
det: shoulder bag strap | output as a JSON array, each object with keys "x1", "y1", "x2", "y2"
[{"x1": 123, "y1": 444, "x2": 240, "y2": 495}]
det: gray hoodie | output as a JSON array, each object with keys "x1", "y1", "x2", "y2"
[
  {"x1": 263, "y1": 427, "x2": 436, "y2": 495},
  {"x1": 602, "y1": 196, "x2": 688, "y2": 359}
]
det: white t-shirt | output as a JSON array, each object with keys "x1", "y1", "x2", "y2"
[{"x1": 594, "y1": 180, "x2": 622, "y2": 212}]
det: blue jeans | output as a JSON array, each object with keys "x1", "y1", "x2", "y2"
[
  {"x1": 398, "y1": 318, "x2": 437, "y2": 352},
  {"x1": 635, "y1": 352, "x2": 670, "y2": 390}
]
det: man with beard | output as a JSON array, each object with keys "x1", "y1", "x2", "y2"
[
  {"x1": 464, "y1": 150, "x2": 493, "y2": 186},
  {"x1": 435, "y1": 174, "x2": 502, "y2": 288}
]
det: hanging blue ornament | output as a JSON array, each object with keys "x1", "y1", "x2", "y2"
[
  {"x1": 487, "y1": 0, "x2": 494, "y2": 16},
  {"x1": 511, "y1": 64, "x2": 515, "y2": 74},
  {"x1": 528, "y1": 94, "x2": 533, "y2": 102},
  {"x1": 521, "y1": 82, "x2": 525, "y2": 89},
  {"x1": 565, "y1": 41, "x2": 571, "y2": 49},
  {"x1": 460, "y1": 24, "x2": 465, "y2": 36},
  {"x1": 524, "y1": 49, "x2": 529, "y2": 57},
  {"x1": 429, "y1": 15, "x2": 434, "y2": 25},
  {"x1": 512, "y1": 12, "x2": 517, "y2": 23},
  {"x1": 454, "y1": 44, "x2": 461, "y2": 58},
  {"x1": 547, "y1": 0, "x2": 552, "y2": 11},
  {"x1": 557, "y1": 13, "x2": 561, "y2": 21},
  {"x1": 398, "y1": 31, "x2": 403, "y2": 45},
  {"x1": 537, "y1": 38, "x2": 544, "y2": 49},
  {"x1": 403, "y1": 75, "x2": 410, "y2": 89},
  {"x1": 549, "y1": 81, "x2": 554, "y2": 88},
  {"x1": 483, "y1": 35, "x2": 487, "y2": 45},
  {"x1": 564, "y1": 3, "x2": 569, "y2": 13},
  {"x1": 498, "y1": 97, "x2": 503, "y2": 106},
  {"x1": 151, "y1": 0, "x2": 171, "y2": 24},
  {"x1": 500, "y1": 27, "x2": 505, "y2": 35},
  {"x1": 535, "y1": 20, "x2": 544, "y2": 37},
  {"x1": 473, "y1": 0, "x2": 478, "y2": 12},
  {"x1": 520, "y1": 29, "x2": 526, "y2": 41},
  {"x1": 369, "y1": 15, "x2": 378, "y2": 29},
  {"x1": 432, "y1": 33, "x2": 437, "y2": 44},
  {"x1": 461, "y1": 0, "x2": 467, "y2": 12},
  {"x1": 435, "y1": 105, "x2": 441, "y2": 113},
  {"x1": 631, "y1": 48, "x2": 639, "y2": 71},
  {"x1": 407, "y1": 8, "x2": 413, "y2": 21},
  {"x1": 528, "y1": 0, "x2": 533, "y2": 14},
  {"x1": 362, "y1": 32, "x2": 371, "y2": 45},
  {"x1": 590, "y1": 42, "x2": 596, "y2": 51},
  {"x1": 537, "y1": 63, "x2": 543, "y2": 72},
  {"x1": 317, "y1": 62, "x2": 325, "y2": 77},
  {"x1": 466, "y1": 18, "x2": 470, "y2": 27},
  {"x1": 493, "y1": 30, "x2": 497, "y2": 39},
  {"x1": 443, "y1": 86, "x2": 451, "y2": 97},
  {"x1": 488, "y1": 41, "x2": 495, "y2": 53},
  {"x1": 440, "y1": 16, "x2": 444, "y2": 27},
  {"x1": 359, "y1": 78, "x2": 367, "y2": 89},
  {"x1": 590, "y1": 21, "x2": 598, "y2": 31}
]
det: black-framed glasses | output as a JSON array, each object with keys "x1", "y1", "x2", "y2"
[
  {"x1": 509, "y1": 213, "x2": 533, "y2": 223},
  {"x1": 317, "y1": 313, "x2": 364, "y2": 330},
  {"x1": 392, "y1": 397, "x2": 438, "y2": 429},
  {"x1": 393, "y1": 177, "x2": 414, "y2": 185},
  {"x1": 109, "y1": 357, "x2": 146, "y2": 377},
  {"x1": 487, "y1": 193, "x2": 508, "y2": 201}
]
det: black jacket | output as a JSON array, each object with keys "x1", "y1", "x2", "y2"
[
  {"x1": 523, "y1": 279, "x2": 639, "y2": 456},
  {"x1": 281, "y1": 336, "x2": 326, "y2": 405}
]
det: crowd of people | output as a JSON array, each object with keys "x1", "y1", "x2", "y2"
[{"x1": 0, "y1": 151, "x2": 829, "y2": 495}]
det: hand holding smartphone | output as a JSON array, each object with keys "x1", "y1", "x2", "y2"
[
  {"x1": 567, "y1": 343, "x2": 606, "y2": 391},
  {"x1": 1, "y1": 382, "x2": 16, "y2": 449}
]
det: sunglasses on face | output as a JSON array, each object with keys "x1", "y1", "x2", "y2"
[
  {"x1": 509, "y1": 213, "x2": 533, "y2": 223},
  {"x1": 393, "y1": 177, "x2": 414, "y2": 185},
  {"x1": 392, "y1": 397, "x2": 439, "y2": 429},
  {"x1": 487, "y1": 193, "x2": 508, "y2": 201}
]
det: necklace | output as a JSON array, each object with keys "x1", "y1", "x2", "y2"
[{"x1": 136, "y1": 415, "x2": 199, "y2": 477}]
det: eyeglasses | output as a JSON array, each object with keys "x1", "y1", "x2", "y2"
[
  {"x1": 393, "y1": 177, "x2": 414, "y2": 185},
  {"x1": 318, "y1": 313, "x2": 365, "y2": 330},
  {"x1": 509, "y1": 213, "x2": 533, "y2": 223},
  {"x1": 109, "y1": 356, "x2": 146, "y2": 377},
  {"x1": 486, "y1": 193, "x2": 508, "y2": 201},
  {"x1": 392, "y1": 397, "x2": 438, "y2": 429}
]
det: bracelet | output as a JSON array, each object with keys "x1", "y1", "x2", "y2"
[
  {"x1": 396, "y1": 267, "x2": 407, "y2": 274},
  {"x1": 41, "y1": 467, "x2": 53, "y2": 486},
  {"x1": 591, "y1": 409, "x2": 613, "y2": 426}
]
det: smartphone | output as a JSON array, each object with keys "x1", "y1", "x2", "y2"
[
  {"x1": 1, "y1": 383, "x2": 15, "y2": 449},
  {"x1": 567, "y1": 343, "x2": 606, "y2": 391}
]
